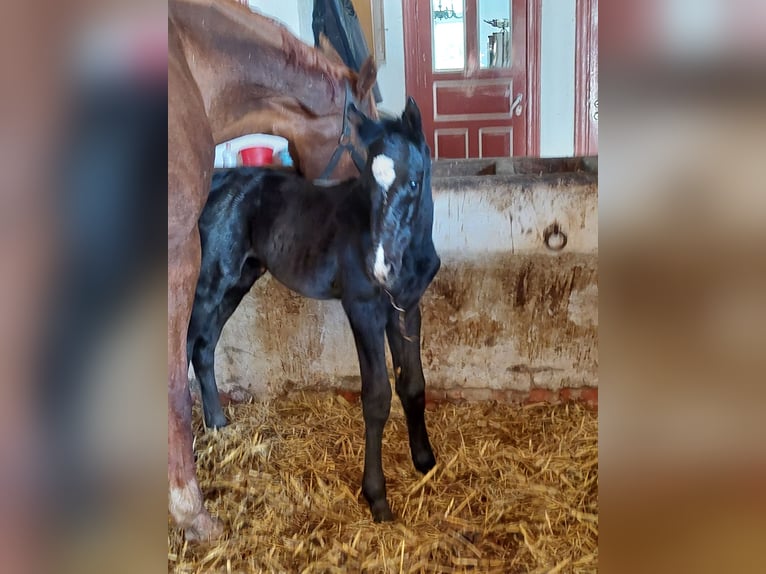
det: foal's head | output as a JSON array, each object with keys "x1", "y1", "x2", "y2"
[{"x1": 353, "y1": 97, "x2": 431, "y2": 289}]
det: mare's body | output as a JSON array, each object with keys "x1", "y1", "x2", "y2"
[
  {"x1": 188, "y1": 101, "x2": 441, "y2": 521},
  {"x1": 168, "y1": 0, "x2": 376, "y2": 540}
]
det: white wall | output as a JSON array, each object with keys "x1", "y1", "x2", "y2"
[
  {"x1": 248, "y1": 0, "x2": 314, "y2": 44},
  {"x1": 539, "y1": 0, "x2": 576, "y2": 156},
  {"x1": 376, "y1": 0, "x2": 407, "y2": 115}
]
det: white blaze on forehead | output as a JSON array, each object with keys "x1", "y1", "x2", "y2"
[
  {"x1": 371, "y1": 154, "x2": 396, "y2": 191},
  {"x1": 373, "y1": 243, "x2": 389, "y2": 282}
]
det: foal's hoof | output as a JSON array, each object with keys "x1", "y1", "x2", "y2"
[
  {"x1": 370, "y1": 501, "x2": 394, "y2": 523},
  {"x1": 205, "y1": 413, "x2": 229, "y2": 430},
  {"x1": 413, "y1": 449, "x2": 436, "y2": 475},
  {"x1": 184, "y1": 511, "x2": 223, "y2": 542}
]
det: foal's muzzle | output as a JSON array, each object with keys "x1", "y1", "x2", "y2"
[{"x1": 367, "y1": 245, "x2": 403, "y2": 289}]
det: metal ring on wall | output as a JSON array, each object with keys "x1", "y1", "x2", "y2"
[{"x1": 543, "y1": 222, "x2": 568, "y2": 251}]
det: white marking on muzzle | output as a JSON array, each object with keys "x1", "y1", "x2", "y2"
[
  {"x1": 372, "y1": 154, "x2": 395, "y2": 192},
  {"x1": 373, "y1": 243, "x2": 390, "y2": 283}
]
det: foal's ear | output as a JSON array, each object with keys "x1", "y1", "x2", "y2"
[
  {"x1": 402, "y1": 97, "x2": 423, "y2": 135},
  {"x1": 349, "y1": 104, "x2": 384, "y2": 145}
]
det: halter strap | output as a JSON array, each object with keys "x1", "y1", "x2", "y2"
[
  {"x1": 384, "y1": 289, "x2": 417, "y2": 342},
  {"x1": 315, "y1": 81, "x2": 367, "y2": 183}
]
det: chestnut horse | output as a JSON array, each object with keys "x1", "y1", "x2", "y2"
[{"x1": 169, "y1": 0, "x2": 376, "y2": 541}]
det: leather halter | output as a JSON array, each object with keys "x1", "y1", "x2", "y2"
[{"x1": 315, "y1": 81, "x2": 367, "y2": 183}]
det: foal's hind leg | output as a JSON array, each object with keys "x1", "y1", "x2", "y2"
[
  {"x1": 191, "y1": 259, "x2": 266, "y2": 429},
  {"x1": 343, "y1": 298, "x2": 393, "y2": 522},
  {"x1": 191, "y1": 335, "x2": 229, "y2": 429},
  {"x1": 386, "y1": 303, "x2": 436, "y2": 474}
]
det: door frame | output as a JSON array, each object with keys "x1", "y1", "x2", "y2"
[
  {"x1": 574, "y1": 0, "x2": 598, "y2": 155},
  {"x1": 525, "y1": 0, "x2": 541, "y2": 156},
  {"x1": 402, "y1": 0, "x2": 541, "y2": 157}
]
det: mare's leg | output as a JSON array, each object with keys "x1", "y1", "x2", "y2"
[
  {"x1": 191, "y1": 259, "x2": 265, "y2": 429},
  {"x1": 386, "y1": 303, "x2": 436, "y2": 474},
  {"x1": 168, "y1": 40, "x2": 221, "y2": 540},
  {"x1": 343, "y1": 298, "x2": 393, "y2": 522},
  {"x1": 168, "y1": 231, "x2": 222, "y2": 541}
]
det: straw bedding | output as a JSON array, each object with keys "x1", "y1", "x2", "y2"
[{"x1": 168, "y1": 390, "x2": 598, "y2": 573}]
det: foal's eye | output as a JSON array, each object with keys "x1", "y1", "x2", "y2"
[{"x1": 409, "y1": 180, "x2": 419, "y2": 190}]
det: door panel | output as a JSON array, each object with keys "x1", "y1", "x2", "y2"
[
  {"x1": 404, "y1": 0, "x2": 528, "y2": 158},
  {"x1": 479, "y1": 126, "x2": 512, "y2": 157},
  {"x1": 434, "y1": 129, "x2": 470, "y2": 158},
  {"x1": 434, "y1": 79, "x2": 514, "y2": 118}
]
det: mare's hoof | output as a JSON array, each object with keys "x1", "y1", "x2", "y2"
[
  {"x1": 413, "y1": 449, "x2": 436, "y2": 475},
  {"x1": 370, "y1": 501, "x2": 394, "y2": 523},
  {"x1": 184, "y1": 511, "x2": 224, "y2": 542}
]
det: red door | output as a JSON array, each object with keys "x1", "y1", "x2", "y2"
[{"x1": 403, "y1": 0, "x2": 530, "y2": 158}]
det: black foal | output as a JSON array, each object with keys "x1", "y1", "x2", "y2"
[{"x1": 187, "y1": 98, "x2": 440, "y2": 522}]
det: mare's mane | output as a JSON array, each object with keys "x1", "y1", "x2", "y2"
[{"x1": 170, "y1": 0, "x2": 358, "y2": 114}]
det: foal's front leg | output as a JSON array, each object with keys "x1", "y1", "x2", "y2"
[
  {"x1": 343, "y1": 298, "x2": 393, "y2": 522},
  {"x1": 386, "y1": 303, "x2": 436, "y2": 474}
]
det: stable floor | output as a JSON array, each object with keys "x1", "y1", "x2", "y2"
[{"x1": 168, "y1": 391, "x2": 598, "y2": 573}]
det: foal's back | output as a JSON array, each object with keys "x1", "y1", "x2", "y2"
[{"x1": 202, "y1": 167, "x2": 371, "y2": 301}]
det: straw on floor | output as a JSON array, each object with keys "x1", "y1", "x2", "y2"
[{"x1": 168, "y1": 390, "x2": 598, "y2": 573}]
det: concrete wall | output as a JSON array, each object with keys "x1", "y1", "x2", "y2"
[{"x1": 198, "y1": 158, "x2": 597, "y2": 402}]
